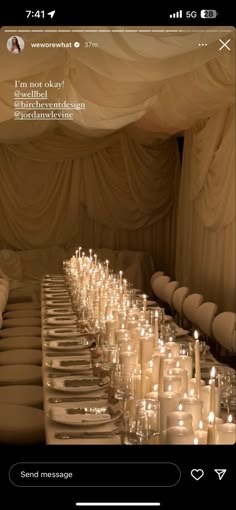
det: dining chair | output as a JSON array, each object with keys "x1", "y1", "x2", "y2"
[
  {"x1": 4, "y1": 302, "x2": 41, "y2": 311},
  {"x1": 150, "y1": 271, "x2": 165, "y2": 289},
  {"x1": 152, "y1": 275, "x2": 171, "y2": 302},
  {"x1": 182, "y1": 293, "x2": 204, "y2": 328},
  {"x1": 0, "y1": 365, "x2": 42, "y2": 386},
  {"x1": 0, "y1": 404, "x2": 45, "y2": 443},
  {"x1": 0, "y1": 326, "x2": 41, "y2": 338},
  {"x1": 0, "y1": 349, "x2": 42, "y2": 366},
  {"x1": 0, "y1": 385, "x2": 43, "y2": 408},
  {"x1": 0, "y1": 337, "x2": 41, "y2": 351},
  {"x1": 195, "y1": 302, "x2": 218, "y2": 338},
  {"x1": 172, "y1": 286, "x2": 190, "y2": 326},
  {"x1": 162, "y1": 281, "x2": 180, "y2": 309},
  {"x1": 212, "y1": 312, "x2": 236, "y2": 352},
  {"x1": 4, "y1": 310, "x2": 41, "y2": 319}
]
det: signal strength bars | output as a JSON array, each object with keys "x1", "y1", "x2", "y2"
[{"x1": 169, "y1": 10, "x2": 183, "y2": 18}]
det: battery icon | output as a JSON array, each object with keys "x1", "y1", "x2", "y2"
[{"x1": 200, "y1": 9, "x2": 218, "y2": 18}]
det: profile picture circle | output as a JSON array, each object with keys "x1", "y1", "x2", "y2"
[{"x1": 7, "y1": 35, "x2": 25, "y2": 54}]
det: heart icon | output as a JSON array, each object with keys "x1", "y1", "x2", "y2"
[{"x1": 191, "y1": 469, "x2": 204, "y2": 481}]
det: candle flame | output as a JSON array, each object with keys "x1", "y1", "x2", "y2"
[
  {"x1": 153, "y1": 384, "x2": 158, "y2": 391},
  {"x1": 178, "y1": 403, "x2": 183, "y2": 411},
  {"x1": 210, "y1": 366, "x2": 216, "y2": 379},
  {"x1": 169, "y1": 336, "x2": 173, "y2": 342},
  {"x1": 228, "y1": 414, "x2": 233, "y2": 424},
  {"x1": 208, "y1": 411, "x2": 215, "y2": 425},
  {"x1": 190, "y1": 389, "x2": 195, "y2": 397},
  {"x1": 176, "y1": 361, "x2": 180, "y2": 368},
  {"x1": 160, "y1": 347, "x2": 165, "y2": 354},
  {"x1": 168, "y1": 370, "x2": 173, "y2": 375},
  {"x1": 127, "y1": 345, "x2": 131, "y2": 352},
  {"x1": 155, "y1": 310, "x2": 158, "y2": 318},
  {"x1": 168, "y1": 352, "x2": 172, "y2": 359},
  {"x1": 140, "y1": 328, "x2": 145, "y2": 337},
  {"x1": 193, "y1": 330, "x2": 199, "y2": 340},
  {"x1": 149, "y1": 360, "x2": 153, "y2": 368},
  {"x1": 194, "y1": 437, "x2": 199, "y2": 445},
  {"x1": 179, "y1": 420, "x2": 184, "y2": 427},
  {"x1": 184, "y1": 393, "x2": 188, "y2": 399},
  {"x1": 168, "y1": 385, "x2": 172, "y2": 392},
  {"x1": 199, "y1": 420, "x2": 203, "y2": 430}
]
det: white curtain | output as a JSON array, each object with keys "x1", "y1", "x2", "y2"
[{"x1": 176, "y1": 106, "x2": 235, "y2": 312}]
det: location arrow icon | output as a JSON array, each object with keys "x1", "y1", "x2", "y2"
[{"x1": 214, "y1": 469, "x2": 227, "y2": 480}]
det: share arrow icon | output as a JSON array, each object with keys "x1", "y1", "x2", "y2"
[{"x1": 214, "y1": 469, "x2": 227, "y2": 480}]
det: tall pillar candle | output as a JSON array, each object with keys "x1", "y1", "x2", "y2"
[
  {"x1": 194, "y1": 333, "x2": 201, "y2": 398},
  {"x1": 179, "y1": 393, "x2": 203, "y2": 430},
  {"x1": 167, "y1": 405, "x2": 193, "y2": 430},
  {"x1": 159, "y1": 386, "x2": 180, "y2": 431},
  {"x1": 164, "y1": 375, "x2": 182, "y2": 394},
  {"x1": 169, "y1": 367, "x2": 188, "y2": 395},
  {"x1": 174, "y1": 355, "x2": 193, "y2": 379},
  {"x1": 166, "y1": 424, "x2": 195, "y2": 445},
  {"x1": 216, "y1": 415, "x2": 236, "y2": 444},
  {"x1": 200, "y1": 385, "x2": 221, "y2": 418}
]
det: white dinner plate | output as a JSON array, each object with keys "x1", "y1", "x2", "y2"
[
  {"x1": 45, "y1": 308, "x2": 74, "y2": 316},
  {"x1": 46, "y1": 328, "x2": 80, "y2": 337},
  {"x1": 50, "y1": 405, "x2": 121, "y2": 426},
  {"x1": 47, "y1": 375, "x2": 110, "y2": 393},
  {"x1": 46, "y1": 300, "x2": 71, "y2": 307},
  {"x1": 44, "y1": 339, "x2": 94, "y2": 351},
  {"x1": 45, "y1": 317, "x2": 77, "y2": 326}
]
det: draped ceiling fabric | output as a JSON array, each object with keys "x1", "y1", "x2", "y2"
[{"x1": 0, "y1": 28, "x2": 235, "y2": 308}]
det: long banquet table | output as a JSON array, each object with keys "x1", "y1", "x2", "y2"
[{"x1": 41, "y1": 274, "x2": 232, "y2": 445}]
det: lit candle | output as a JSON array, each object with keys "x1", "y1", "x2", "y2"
[
  {"x1": 188, "y1": 377, "x2": 205, "y2": 396},
  {"x1": 166, "y1": 337, "x2": 179, "y2": 357},
  {"x1": 142, "y1": 294, "x2": 147, "y2": 315},
  {"x1": 154, "y1": 310, "x2": 159, "y2": 346},
  {"x1": 89, "y1": 248, "x2": 92, "y2": 260},
  {"x1": 210, "y1": 366, "x2": 216, "y2": 415},
  {"x1": 174, "y1": 354, "x2": 193, "y2": 379},
  {"x1": 119, "y1": 271, "x2": 123, "y2": 283},
  {"x1": 167, "y1": 404, "x2": 193, "y2": 430},
  {"x1": 159, "y1": 385, "x2": 180, "y2": 431},
  {"x1": 216, "y1": 415, "x2": 236, "y2": 444},
  {"x1": 115, "y1": 325, "x2": 129, "y2": 342},
  {"x1": 166, "y1": 421, "x2": 195, "y2": 445},
  {"x1": 194, "y1": 331, "x2": 201, "y2": 398},
  {"x1": 194, "y1": 420, "x2": 208, "y2": 445},
  {"x1": 207, "y1": 411, "x2": 216, "y2": 444},
  {"x1": 119, "y1": 350, "x2": 138, "y2": 372},
  {"x1": 202, "y1": 416, "x2": 224, "y2": 430},
  {"x1": 78, "y1": 247, "x2": 82, "y2": 258},
  {"x1": 170, "y1": 365, "x2": 188, "y2": 395},
  {"x1": 145, "y1": 384, "x2": 159, "y2": 400},
  {"x1": 105, "y1": 260, "x2": 109, "y2": 276},
  {"x1": 164, "y1": 374, "x2": 182, "y2": 394},
  {"x1": 162, "y1": 354, "x2": 176, "y2": 377},
  {"x1": 139, "y1": 329, "x2": 153, "y2": 364},
  {"x1": 179, "y1": 391, "x2": 203, "y2": 430},
  {"x1": 94, "y1": 254, "x2": 97, "y2": 265},
  {"x1": 200, "y1": 383, "x2": 221, "y2": 418}
]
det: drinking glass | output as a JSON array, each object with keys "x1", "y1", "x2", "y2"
[
  {"x1": 135, "y1": 399, "x2": 160, "y2": 444},
  {"x1": 114, "y1": 371, "x2": 135, "y2": 402}
]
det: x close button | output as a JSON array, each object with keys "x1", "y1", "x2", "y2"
[{"x1": 219, "y1": 39, "x2": 231, "y2": 51}]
